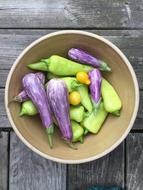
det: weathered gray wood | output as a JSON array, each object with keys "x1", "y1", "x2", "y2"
[
  {"x1": 9, "y1": 132, "x2": 67, "y2": 190},
  {"x1": 0, "y1": 88, "x2": 142, "y2": 129},
  {"x1": 0, "y1": 29, "x2": 143, "y2": 89},
  {"x1": 126, "y1": 133, "x2": 143, "y2": 190},
  {"x1": 0, "y1": 0, "x2": 143, "y2": 28},
  {"x1": 68, "y1": 143, "x2": 124, "y2": 190},
  {"x1": 0, "y1": 132, "x2": 8, "y2": 190}
]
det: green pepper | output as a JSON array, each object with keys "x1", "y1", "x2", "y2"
[
  {"x1": 78, "y1": 85, "x2": 93, "y2": 113},
  {"x1": 28, "y1": 55, "x2": 93, "y2": 76},
  {"x1": 70, "y1": 105, "x2": 85, "y2": 122},
  {"x1": 82, "y1": 102, "x2": 108, "y2": 134},
  {"x1": 101, "y1": 78, "x2": 122, "y2": 115},
  {"x1": 71, "y1": 121, "x2": 84, "y2": 143},
  {"x1": 47, "y1": 72, "x2": 58, "y2": 80},
  {"x1": 19, "y1": 100, "x2": 38, "y2": 116}
]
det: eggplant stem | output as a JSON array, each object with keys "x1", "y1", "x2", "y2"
[
  {"x1": 65, "y1": 141, "x2": 78, "y2": 150},
  {"x1": 7, "y1": 99, "x2": 14, "y2": 106},
  {"x1": 46, "y1": 125, "x2": 54, "y2": 149},
  {"x1": 8, "y1": 96, "x2": 23, "y2": 107}
]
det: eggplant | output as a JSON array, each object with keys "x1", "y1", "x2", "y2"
[
  {"x1": 68, "y1": 48, "x2": 111, "y2": 71},
  {"x1": 47, "y1": 79, "x2": 76, "y2": 149},
  {"x1": 22, "y1": 73, "x2": 54, "y2": 148},
  {"x1": 11, "y1": 72, "x2": 45, "y2": 103},
  {"x1": 88, "y1": 69, "x2": 102, "y2": 109}
]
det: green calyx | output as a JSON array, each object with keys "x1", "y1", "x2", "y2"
[
  {"x1": 71, "y1": 80, "x2": 82, "y2": 90},
  {"x1": 99, "y1": 60, "x2": 111, "y2": 72},
  {"x1": 46, "y1": 125, "x2": 54, "y2": 149},
  {"x1": 64, "y1": 141, "x2": 78, "y2": 150}
]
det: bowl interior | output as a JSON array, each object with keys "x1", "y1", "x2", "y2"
[{"x1": 7, "y1": 33, "x2": 136, "y2": 161}]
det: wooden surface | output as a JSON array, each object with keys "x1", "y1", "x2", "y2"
[
  {"x1": 0, "y1": 132, "x2": 8, "y2": 190},
  {"x1": 9, "y1": 133, "x2": 67, "y2": 190},
  {"x1": 0, "y1": 0, "x2": 143, "y2": 189},
  {"x1": 68, "y1": 144, "x2": 124, "y2": 190}
]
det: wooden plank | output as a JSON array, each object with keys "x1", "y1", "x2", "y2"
[
  {"x1": 0, "y1": 132, "x2": 8, "y2": 190},
  {"x1": 0, "y1": 0, "x2": 143, "y2": 28},
  {"x1": 0, "y1": 29, "x2": 143, "y2": 89},
  {"x1": 0, "y1": 88, "x2": 142, "y2": 129},
  {"x1": 126, "y1": 133, "x2": 143, "y2": 190},
  {"x1": 68, "y1": 143, "x2": 124, "y2": 190},
  {"x1": 9, "y1": 132, "x2": 67, "y2": 190}
]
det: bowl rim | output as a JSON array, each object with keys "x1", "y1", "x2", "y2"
[{"x1": 5, "y1": 30, "x2": 139, "y2": 164}]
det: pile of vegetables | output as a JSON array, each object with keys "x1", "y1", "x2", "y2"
[{"x1": 11, "y1": 48, "x2": 122, "y2": 149}]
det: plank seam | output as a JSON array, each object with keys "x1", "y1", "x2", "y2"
[
  {"x1": 0, "y1": 27, "x2": 143, "y2": 30},
  {"x1": 66, "y1": 165, "x2": 69, "y2": 190},
  {"x1": 7, "y1": 132, "x2": 10, "y2": 190},
  {"x1": 124, "y1": 139, "x2": 127, "y2": 190}
]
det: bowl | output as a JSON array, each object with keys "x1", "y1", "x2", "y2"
[{"x1": 5, "y1": 30, "x2": 139, "y2": 164}]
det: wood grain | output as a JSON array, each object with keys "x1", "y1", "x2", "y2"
[
  {"x1": 0, "y1": 132, "x2": 8, "y2": 190},
  {"x1": 68, "y1": 143, "x2": 124, "y2": 190},
  {"x1": 0, "y1": 0, "x2": 143, "y2": 28},
  {"x1": 9, "y1": 132, "x2": 67, "y2": 190},
  {"x1": 0, "y1": 29, "x2": 143, "y2": 89},
  {"x1": 126, "y1": 133, "x2": 143, "y2": 190}
]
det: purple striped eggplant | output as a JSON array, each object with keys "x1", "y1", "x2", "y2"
[
  {"x1": 11, "y1": 72, "x2": 45, "y2": 103},
  {"x1": 68, "y1": 48, "x2": 111, "y2": 71},
  {"x1": 88, "y1": 69, "x2": 102, "y2": 109},
  {"x1": 22, "y1": 73, "x2": 54, "y2": 148},
  {"x1": 47, "y1": 79, "x2": 76, "y2": 149}
]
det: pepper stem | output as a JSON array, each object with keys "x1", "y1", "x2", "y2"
[
  {"x1": 71, "y1": 80, "x2": 83, "y2": 90},
  {"x1": 46, "y1": 125, "x2": 54, "y2": 149},
  {"x1": 64, "y1": 141, "x2": 78, "y2": 150},
  {"x1": 84, "y1": 129, "x2": 88, "y2": 136},
  {"x1": 79, "y1": 136, "x2": 84, "y2": 144},
  {"x1": 19, "y1": 107, "x2": 27, "y2": 116},
  {"x1": 112, "y1": 110, "x2": 121, "y2": 117}
]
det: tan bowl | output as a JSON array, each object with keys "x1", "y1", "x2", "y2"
[{"x1": 5, "y1": 30, "x2": 139, "y2": 164}]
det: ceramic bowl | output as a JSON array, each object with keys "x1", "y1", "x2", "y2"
[{"x1": 5, "y1": 30, "x2": 139, "y2": 164}]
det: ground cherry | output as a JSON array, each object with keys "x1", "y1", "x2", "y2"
[
  {"x1": 69, "y1": 91, "x2": 81, "y2": 105},
  {"x1": 76, "y1": 72, "x2": 90, "y2": 85}
]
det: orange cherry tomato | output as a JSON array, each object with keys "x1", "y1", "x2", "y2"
[
  {"x1": 69, "y1": 91, "x2": 81, "y2": 105},
  {"x1": 76, "y1": 72, "x2": 90, "y2": 85}
]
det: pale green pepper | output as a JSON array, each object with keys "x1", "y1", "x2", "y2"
[
  {"x1": 70, "y1": 105, "x2": 85, "y2": 122},
  {"x1": 82, "y1": 102, "x2": 108, "y2": 133},
  {"x1": 71, "y1": 121, "x2": 84, "y2": 143},
  {"x1": 28, "y1": 55, "x2": 93, "y2": 76},
  {"x1": 78, "y1": 85, "x2": 93, "y2": 113},
  {"x1": 19, "y1": 100, "x2": 38, "y2": 116},
  {"x1": 101, "y1": 78, "x2": 122, "y2": 115}
]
